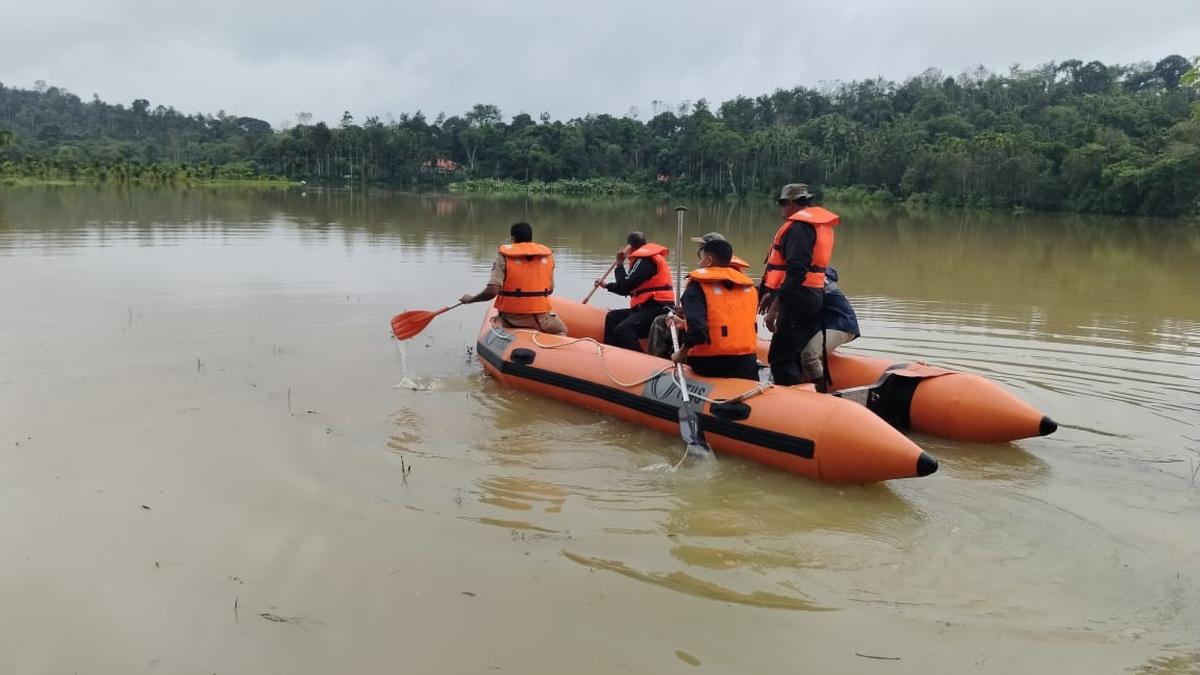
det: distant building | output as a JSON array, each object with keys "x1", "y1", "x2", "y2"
[{"x1": 421, "y1": 158, "x2": 459, "y2": 173}]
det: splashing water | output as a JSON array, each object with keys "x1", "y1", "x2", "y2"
[{"x1": 393, "y1": 340, "x2": 438, "y2": 391}]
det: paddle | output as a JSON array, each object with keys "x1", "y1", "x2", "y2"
[
  {"x1": 668, "y1": 204, "x2": 713, "y2": 458},
  {"x1": 582, "y1": 245, "x2": 631, "y2": 304},
  {"x1": 390, "y1": 302, "x2": 462, "y2": 341},
  {"x1": 667, "y1": 312, "x2": 712, "y2": 457}
]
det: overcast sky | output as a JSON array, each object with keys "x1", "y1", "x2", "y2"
[{"x1": 2, "y1": 0, "x2": 1196, "y2": 127}]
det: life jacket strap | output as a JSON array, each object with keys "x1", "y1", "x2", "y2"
[{"x1": 631, "y1": 284, "x2": 674, "y2": 296}]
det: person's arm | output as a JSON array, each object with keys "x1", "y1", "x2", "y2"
[
  {"x1": 460, "y1": 254, "x2": 505, "y2": 304},
  {"x1": 671, "y1": 283, "x2": 708, "y2": 363},
  {"x1": 605, "y1": 257, "x2": 655, "y2": 295},
  {"x1": 679, "y1": 283, "x2": 709, "y2": 348}
]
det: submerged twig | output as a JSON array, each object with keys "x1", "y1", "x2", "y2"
[
  {"x1": 855, "y1": 652, "x2": 900, "y2": 661},
  {"x1": 259, "y1": 612, "x2": 301, "y2": 624}
]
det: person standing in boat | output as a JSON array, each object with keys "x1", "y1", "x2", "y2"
[
  {"x1": 458, "y1": 222, "x2": 568, "y2": 335},
  {"x1": 798, "y1": 266, "x2": 860, "y2": 386},
  {"x1": 670, "y1": 238, "x2": 760, "y2": 381},
  {"x1": 598, "y1": 231, "x2": 676, "y2": 351},
  {"x1": 759, "y1": 183, "x2": 839, "y2": 390}
]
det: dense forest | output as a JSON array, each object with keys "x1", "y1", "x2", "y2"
[{"x1": 1, "y1": 55, "x2": 1197, "y2": 215}]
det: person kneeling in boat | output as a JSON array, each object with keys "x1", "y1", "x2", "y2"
[
  {"x1": 795, "y1": 267, "x2": 861, "y2": 388},
  {"x1": 598, "y1": 231, "x2": 676, "y2": 352},
  {"x1": 670, "y1": 238, "x2": 760, "y2": 381},
  {"x1": 458, "y1": 222, "x2": 568, "y2": 335},
  {"x1": 645, "y1": 232, "x2": 754, "y2": 359}
]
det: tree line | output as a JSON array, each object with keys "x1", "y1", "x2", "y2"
[{"x1": 1, "y1": 55, "x2": 1197, "y2": 215}]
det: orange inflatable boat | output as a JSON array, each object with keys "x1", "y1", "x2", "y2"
[
  {"x1": 550, "y1": 297, "x2": 1055, "y2": 444},
  {"x1": 475, "y1": 306, "x2": 937, "y2": 483},
  {"x1": 813, "y1": 351, "x2": 1056, "y2": 443}
]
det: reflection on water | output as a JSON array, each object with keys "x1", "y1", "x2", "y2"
[
  {"x1": 561, "y1": 550, "x2": 832, "y2": 611},
  {"x1": 1, "y1": 185, "x2": 1198, "y2": 673}
]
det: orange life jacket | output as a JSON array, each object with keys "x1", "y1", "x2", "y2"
[
  {"x1": 626, "y1": 243, "x2": 675, "y2": 308},
  {"x1": 729, "y1": 255, "x2": 750, "y2": 272},
  {"x1": 762, "y1": 206, "x2": 839, "y2": 292},
  {"x1": 495, "y1": 242, "x2": 554, "y2": 314},
  {"x1": 686, "y1": 266, "x2": 758, "y2": 358}
]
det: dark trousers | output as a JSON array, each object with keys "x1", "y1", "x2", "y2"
[
  {"x1": 768, "y1": 287, "x2": 824, "y2": 387},
  {"x1": 603, "y1": 302, "x2": 670, "y2": 352},
  {"x1": 688, "y1": 354, "x2": 761, "y2": 381}
]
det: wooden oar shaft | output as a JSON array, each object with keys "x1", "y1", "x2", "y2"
[{"x1": 582, "y1": 256, "x2": 622, "y2": 304}]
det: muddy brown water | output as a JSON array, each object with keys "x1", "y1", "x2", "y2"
[{"x1": 1, "y1": 186, "x2": 1197, "y2": 674}]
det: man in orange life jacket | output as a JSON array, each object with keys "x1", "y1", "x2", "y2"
[
  {"x1": 645, "y1": 232, "x2": 752, "y2": 360},
  {"x1": 759, "y1": 183, "x2": 839, "y2": 389},
  {"x1": 670, "y1": 238, "x2": 760, "y2": 381},
  {"x1": 598, "y1": 231, "x2": 675, "y2": 351},
  {"x1": 458, "y1": 222, "x2": 568, "y2": 335}
]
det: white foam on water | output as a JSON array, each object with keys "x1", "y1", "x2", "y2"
[
  {"x1": 393, "y1": 339, "x2": 440, "y2": 390},
  {"x1": 639, "y1": 462, "x2": 676, "y2": 473}
]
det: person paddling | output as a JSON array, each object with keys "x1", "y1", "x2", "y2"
[
  {"x1": 598, "y1": 231, "x2": 675, "y2": 351},
  {"x1": 458, "y1": 222, "x2": 568, "y2": 335},
  {"x1": 670, "y1": 238, "x2": 760, "y2": 381}
]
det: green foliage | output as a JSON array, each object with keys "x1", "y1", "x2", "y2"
[
  {"x1": 0, "y1": 54, "x2": 1197, "y2": 214},
  {"x1": 448, "y1": 177, "x2": 657, "y2": 196}
]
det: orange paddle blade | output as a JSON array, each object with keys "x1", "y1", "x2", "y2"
[
  {"x1": 390, "y1": 302, "x2": 461, "y2": 340},
  {"x1": 390, "y1": 310, "x2": 438, "y2": 340}
]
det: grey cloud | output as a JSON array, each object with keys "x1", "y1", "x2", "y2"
[{"x1": 1, "y1": 0, "x2": 1195, "y2": 127}]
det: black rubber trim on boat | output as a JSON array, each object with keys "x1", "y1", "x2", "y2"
[
  {"x1": 866, "y1": 372, "x2": 920, "y2": 430},
  {"x1": 1039, "y1": 416, "x2": 1058, "y2": 436},
  {"x1": 916, "y1": 451, "x2": 939, "y2": 477},
  {"x1": 510, "y1": 348, "x2": 536, "y2": 366},
  {"x1": 477, "y1": 341, "x2": 815, "y2": 459},
  {"x1": 710, "y1": 401, "x2": 751, "y2": 421}
]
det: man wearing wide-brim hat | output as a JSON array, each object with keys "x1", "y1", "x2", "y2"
[{"x1": 758, "y1": 183, "x2": 842, "y2": 390}]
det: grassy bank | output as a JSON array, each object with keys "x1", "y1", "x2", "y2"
[{"x1": 0, "y1": 174, "x2": 299, "y2": 189}]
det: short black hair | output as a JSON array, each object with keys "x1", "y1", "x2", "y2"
[
  {"x1": 699, "y1": 238, "x2": 733, "y2": 265},
  {"x1": 510, "y1": 222, "x2": 533, "y2": 243},
  {"x1": 626, "y1": 231, "x2": 646, "y2": 248}
]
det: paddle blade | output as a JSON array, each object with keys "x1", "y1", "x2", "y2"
[
  {"x1": 677, "y1": 405, "x2": 712, "y2": 458},
  {"x1": 390, "y1": 309, "x2": 437, "y2": 341}
]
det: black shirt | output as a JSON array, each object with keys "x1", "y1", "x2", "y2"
[
  {"x1": 606, "y1": 256, "x2": 659, "y2": 296},
  {"x1": 679, "y1": 280, "x2": 710, "y2": 348}
]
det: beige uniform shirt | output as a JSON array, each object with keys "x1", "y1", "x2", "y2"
[{"x1": 487, "y1": 251, "x2": 567, "y2": 335}]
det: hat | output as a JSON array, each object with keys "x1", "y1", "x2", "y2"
[
  {"x1": 778, "y1": 183, "x2": 814, "y2": 202},
  {"x1": 689, "y1": 231, "x2": 726, "y2": 244}
]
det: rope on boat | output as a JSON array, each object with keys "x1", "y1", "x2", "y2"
[{"x1": 488, "y1": 324, "x2": 772, "y2": 403}]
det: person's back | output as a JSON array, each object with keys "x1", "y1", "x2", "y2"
[{"x1": 458, "y1": 222, "x2": 568, "y2": 335}]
